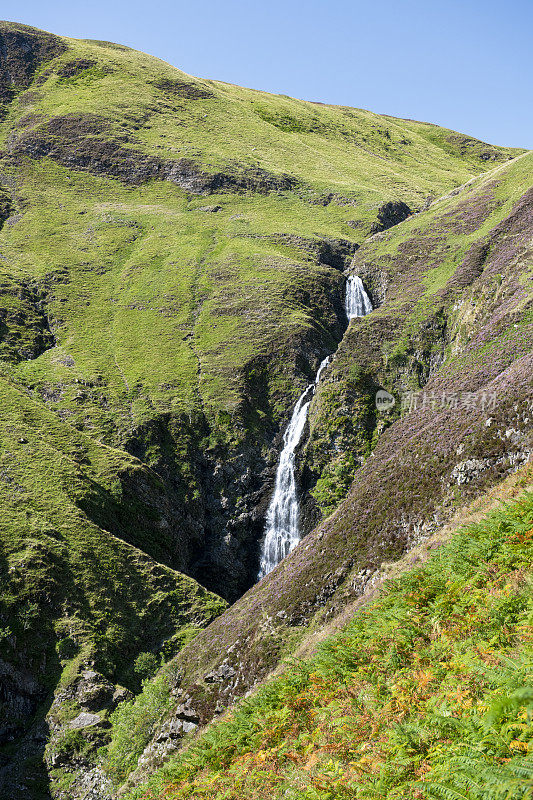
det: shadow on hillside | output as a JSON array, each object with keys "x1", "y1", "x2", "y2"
[
  {"x1": 0, "y1": 543, "x2": 59, "y2": 800},
  {"x1": 0, "y1": 723, "x2": 54, "y2": 800}
]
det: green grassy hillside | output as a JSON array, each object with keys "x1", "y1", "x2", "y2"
[
  {"x1": 3, "y1": 20, "x2": 521, "y2": 447},
  {"x1": 125, "y1": 470, "x2": 533, "y2": 800},
  {"x1": 119, "y1": 151, "x2": 532, "y2": 793},
  {"x1": 0, "y1": 20, "x2": 523, "y2": 603},
  {"x1": 0, "y1": 19, "x2": 530, "y2": 800}
]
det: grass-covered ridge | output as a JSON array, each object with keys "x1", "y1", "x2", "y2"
[
  {"x1": 0, "y1": 20, "x2": 530, "y2": 797},
  {"x1": 2, "y1": 22, "x2": 522, "y2": 206},
  {"x1": 125, "y1": 486, "x2": 533, "y2": 800},
  {"x1": 0, "y1": 19, "x2": 523, "y2": 608}
]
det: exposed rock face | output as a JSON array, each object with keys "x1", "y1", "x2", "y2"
[
  {"x1": 0, "y1": 659, "x2": 49, "y2": 796},
  {"x1": 8, "y1": 113, "x2": 298, "y2": 194},
  {"x1": 73, "y1": 670, "x2": 116, "y2": 711},
  {"x1": 314, "y1": 238, "x2": 359, "y2": 270},
  {"x1": 0, "y1": 22, "x2": 67, "y2": 107},
  {"x1": 68, "y1": 712, "x2": 107, "y2": 730},
  {"x1": 370, "y1": 200, "x2": 412, "y2": 233},
  {"x1": 136, "y1": 695, "x2": 201, "y2": 772},
  {"x1": 352, "y1": 262, "x2": 389, "y2": 307},
  {"x1": 0, "y1": 659, "x2": 42, "y2": 745},
  {"x1": 42, "y1": 669, "x2": 132, "y2": 798}
]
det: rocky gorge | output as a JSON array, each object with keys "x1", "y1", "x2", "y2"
[{"x1": 0, "y1": 20, "x2": 530, "y2": 800}]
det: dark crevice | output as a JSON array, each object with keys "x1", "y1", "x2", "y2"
[
  {"x1": 0, "y1": 280, "x2": 56, "y2": 362},
  {"x1": 370, "y1": 200, "x2": 412, "y2": 234},
  {"x1": 0, "y1": 187, "x2": 13, "y2": 230}
]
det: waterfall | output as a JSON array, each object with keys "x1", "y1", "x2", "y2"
[
  {"x1": 258, "y1": 356, "x2": 330, "y2": 578},
  {"x1": 257, "y1": 275, "x2": 373, "y2": 579},
  {"x1": 345, "y1": 275, "x2": 373, "y2": 319}
]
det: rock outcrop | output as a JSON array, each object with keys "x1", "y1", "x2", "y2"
[
  {"x1": 8, "y1": 113, "x2": 298, "y2": 194},
  {"x1": 370, "y1": 200, "x2": 412, "y2": 233},
  {"x1": 0, "y1": 22, "x2": 66, "y2": 109}
]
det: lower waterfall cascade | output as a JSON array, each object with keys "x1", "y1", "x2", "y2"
[
  {"x1": 258, "y1": 275, "x2": 373, "y2": 578},
  {"x1": 257, "y1": 356, "x2": 330, "y2": 578}
]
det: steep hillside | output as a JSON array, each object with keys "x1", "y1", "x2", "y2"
[
  {"x1": 118, "y1": 152, "x2": 533, "y2": 791},
  {"x1": 0, "y1": 368, "x2": 227, "y2": 797},
  {"x1": 0, "y1": 19, "x2": 530, "y2": 800},
  {"x1": 0, "y1": 21, "x2": 522, "y2": 603},
  {"x1": 124, "y1": 467, "x2": 533, "y2": 800}
]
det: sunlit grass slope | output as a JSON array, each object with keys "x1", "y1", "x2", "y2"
[
  {"x1": 126, "y1": 485, "x2": 533, "y2": 800},
  {"x1": 0, "y1": 20, "x2": 523, "y2": 448}
]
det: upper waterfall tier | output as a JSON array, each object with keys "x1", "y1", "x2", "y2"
[{"x1": 345, "y1": 275, "x2": 373, "y2": 319}]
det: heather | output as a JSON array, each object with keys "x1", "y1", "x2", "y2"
[
  {"x1": 127, "y1": 492, "x2": 533, "y2": 800},
  {"x1": 0, "y1": 20, "x2": 531, "y2": 799}
]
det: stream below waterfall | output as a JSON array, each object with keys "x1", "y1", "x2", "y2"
[{"x1": 258, "y1": 275, "x2": 373, "y2": 578}]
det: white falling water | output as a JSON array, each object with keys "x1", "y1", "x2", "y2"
[
  {"x1": 258, "y1": 356, "x2": 330, "y2": 578},
  {"x1": 257, "y1": 276, "x2": 373, "y2": 579},
  {"x1": 345, "y1": 275, "x2": 373, "y2": 319}
]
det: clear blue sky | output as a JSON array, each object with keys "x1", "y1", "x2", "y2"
[{"x1": 10, "y1": 0, "x2": 533, "y2": 149}]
